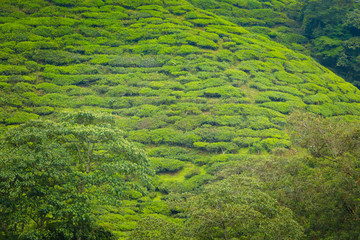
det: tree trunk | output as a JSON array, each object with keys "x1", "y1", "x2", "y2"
[{"x1": 223, "y1": 223, "x2": 228, "y2": 240}]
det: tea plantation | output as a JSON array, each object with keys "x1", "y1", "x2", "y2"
[{"x1": 1, "y1": 0, "x2": 360, "y2": 239}]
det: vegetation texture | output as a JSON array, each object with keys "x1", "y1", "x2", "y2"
[{"x1": 0, "y1": 0, "x2": 360, "y2": 239}]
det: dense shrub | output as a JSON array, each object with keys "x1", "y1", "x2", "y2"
[
  {"x1": 0, "y1": 65, "x2": 29, "y2": 75},
  {"x1": 164, "y1": 174, "x2": 214, "y2": 193},
  {"x1": 233, "y1": 136, "x2": 261, "y2": 147},
  {"x1": 149, "y1": 128, "x2": 183, "y2": 144},
  {"x1": 33, "y1": 106, "x2": 54, "y2": 115},
  {"x1": 194, "y1": 126, "x2": 237, "y2": 142},
  {"x1": 150, "y1": 157, "x2": 185, "y2": 173},
  {"x1": 31, "y1": 50, "x2": 89, "y2": 65},
  {"x1": 5, "y1": 111, "x2": 39, "y2": 124},
  {"x1": 261, "y1": 101, "x2": 306, "y2": 114},
  {"x1": 186, "y1": 35, "x2": 218, "y2": 49},
  {"x1": 128, "y1": 129, "x2": 151, "y2": 144},
  {"x1": 203, "y1": 85, "x2": 244, "y2": 98},
  {"x1": 303, "y1": 94, "x2": 333, "y2": 105},
  {"x1": 205, "y1": 142, "x2": 238, "y2": 154}
]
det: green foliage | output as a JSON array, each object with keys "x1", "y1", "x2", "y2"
[
  {"x1": 0, "y1": 112, "x2": 152, "y2": 239},
  {"x1": 1, "y1": 0, "x2": 360, "y2": 238},
  {"x1": 261, "y1": 101, "x2": 306, "y2": 114},
  {"x1": 149, "y1": 128, "x2": 183, "y2": 145},
  {"x1": 194, "y1": 125, "x2": 238, "y2": 142},
  {"x1": 233, "y1": 136, "x2": 261, "y2": 147},
  {"x1": 259, "y1": 138, "x2": 290, "y2": 151},
  {"x1": 272, "y1": 111, "x2": 360, "y2": 238},
  {"x1": 150, "y1": 157, "x2": 185, "y2": 173},
  {"x1": 203, "y1": 85, "x2": 244, "y2": 98},
  {"x1": 33, "y1": 106, "x2": 55, "y2": 115},
  {"x1": 313, "y1": 36, "x2": 343, "y2": 64},
  {"x1": 0, "y1": 64, "x2": 29, "y2": 75},
  {"x1": 147, "y1": 146, "x2": 191, "y2": 161},
  {"x1": 32, "y1": 50, "x2": 90, "y2": 65},
  {"x1": 5, "y1": 111, "x2": 39, "y2": 124},
  {"x1": 184, "y1": 168, "x2": 200, "y2": 179},
  {"x1": 303, "y1": 93, "x2": 333, "y2": 105},
  {"x1": 176, "y1": 45, "x2": 201, "y2": 56},
  {"x1": 130, "y1": 215, "x2": 182, "y2": 240},
  {"x1": 189, "y1": 0, "x2": 360, "y2": 88},
  {"x1": 255, "y1": 91, "x2": 299, "y2": 103},
  {"x1": 247, "y1": 116, "x2": 277, "y2": 130},
  {"x1": 205, "y1": 141, "x2": 238, "y2": 153},
  {"x1": 51, "y1": 0, "x2": 77, "y2": 7},
  {"x1": 175, "y1": 175, "x2": 303, "y2": 239},
  {"x1": 288, "y1": 111, "x2": 360, "y2": 158},
  {"x1": 162, "y1": 173, "x2": 214, "y2": 193},
  {"x1": 186, "y1": 35, "x2": 218, "y2": 49},
  {"x1": 43, "y1": 64, "x2": 99, "y2": 75}
]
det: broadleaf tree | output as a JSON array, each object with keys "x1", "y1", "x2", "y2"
[
  {"x1": 150, "y1": 175, "x2": 304, "y2": 240},
  {"x1": 182, "y1": 175, "x2": 304, "y2": 240},
  {"x1": 0, "y1": 111, "x2": 153, "y2": 239}
]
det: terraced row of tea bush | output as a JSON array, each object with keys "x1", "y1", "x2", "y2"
[
  {"x1": 188, "y1": 0, "x2": 309, "y2": 53},
  {"x1": 190, "y1": 0, "x2": 360, "y2": 88}
]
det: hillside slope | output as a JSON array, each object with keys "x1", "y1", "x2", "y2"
[
  {"x1": 190, "y1": 0, "x2": 360, "y2": 88},
  {"x1": 188, "y1": 0, "x2": 308, "y2": 53},
  {"x1": 1, "y1": 0, "x2": 359, "y2": 131},
  {"x1": 1, "y1": 0, "x2": 360, "y2": 238}
]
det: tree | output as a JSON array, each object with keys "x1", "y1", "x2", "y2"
[
  {"x1": 198, "y1": 112, "x2": 360, "y2": 239},
  {"x1": 0, "y1": 111, "x2": 152, "y2": 239},
  {"x1": 167, "y1": 176, "x2": 303, "y2": 240},
  {"x1": 56, "y1": 111, "x2": 152, "y2": 201},
  {"x1": 344, "y1": 9, "x2": 360, "y2": 33},
  {"x1": 292, "y1": 0, "x2": 360, "y2": 87},
  {"x1": 299, "y1": 0, "x2": 354, "y2": 38},
  {"x1": 270, "y1": 111, "x2": 360, "y2": 239},
  {"x1": 287, "y1": 111, "x2": 360, "y2": 158},
  {"x1": 0, "y1": 119, "x2": 93, "y2": 239}
]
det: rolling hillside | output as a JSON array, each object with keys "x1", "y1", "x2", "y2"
[
  {"x1": 1, "y1": 0, "x2": 360, "y2": 239},
  {"x1": 190, "y1": 0, "x2": 360, "y2": 88}
]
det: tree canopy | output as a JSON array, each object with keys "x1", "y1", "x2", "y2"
[
  {"x1": 133, "y1": 175, "x2": 304, "y2": 240},
  {"x1": 0, "y1": 111, "x2": 152, "y2": 239}
]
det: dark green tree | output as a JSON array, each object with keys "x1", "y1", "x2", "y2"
[
  {"x1": 299, "y1": 0, "x2": 354, "y2": 38},
  {"x1": 0, "y1": 112, "x2": 152, "y2": 239},
  {"x1": 268, "y1": 111, "x2": 360, "y2": 239},
  {"x1": 163, "y1": 175, "x2": 303, "y2": 240},
  {"x1": 287, "y1": 111, "x2": 360, "y2": 158}
]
